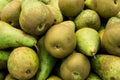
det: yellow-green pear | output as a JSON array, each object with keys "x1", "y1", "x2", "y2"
[
  {"x1": 74, "y1": 9, "x2": 101, "y2": 31},
  {"x1": 91, "y1": 54, "x2": 120, "y2": 80},
  {"x1": 76, "y1": 27, "x2": 100, "y2": 56}
]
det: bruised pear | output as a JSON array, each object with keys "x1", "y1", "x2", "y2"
[
  {"x1": 19, "y1": 0, "x2": 55, "y2": 36},
  {"x1": 60, "y1": 52, "x2": 90, "y2": 80},
  {"x1": 85, "y1": 0, "x2": 120, "y2": 18},
  {"x1": 59, "y1": 0, "x2": 84, "y2": 18}
]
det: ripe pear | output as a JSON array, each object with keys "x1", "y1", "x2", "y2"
[
  {"x1": 74, "y1": 9, "x2": 101, "y2": 31},
  {"x1": 60, "y1": 52, "x2": 90, "y2": 80},
  {"x1": 91, "y1": 54, "x2": 120, "y2": 80},
  {"x1": 45, "y1": 21, "x2": 76, "y2": 58},
  {"x1": 0, "y1": 21, "x2": 37, "y2": 49},
  {"x1": 85, "y1": 0, "x2": 120, "y2": 18},
  {"x1": 76, "y1": 27, "x2": 100, "y2": 56},
  {"x1": 36, "y1": 36, "x2": 57, "y2": 80},
  {"x1": 19, "y1": 0, "x2": 55, "y2": 36},
  {"x1": 7, "y1": 47, "x2": 39, "y2": 80},
  {"x1": 1, "y1": 0, "x2": 22, "y2": 28},
  {"x1": 59, "y1": 0, "x2": 84, "y2": 18},
  {"x1": 102, "y1": 23, "x2": 120, "y2": 56},
  {"x1": 46, "y1": 0, "x2": 63, "y2": 24}
]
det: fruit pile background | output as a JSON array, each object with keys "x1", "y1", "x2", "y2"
[{"x1": 0, "y1": 0, "x2": 120, "y2": 80}]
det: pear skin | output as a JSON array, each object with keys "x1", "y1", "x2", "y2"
[
  {"x1": 0, "y1": 21, "x2": 37, "y2": 49},
  {"x1": 91, "y1": 54, "x2": 120, "y2": 80},
  {"x1": 76, "y1": 27, "x2": 100, "y2": 56},
  {"x1": 0, "y1": 0, "x2": 9, "y2": 19}
]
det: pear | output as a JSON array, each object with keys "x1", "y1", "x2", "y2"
[
  {"x1": 76, "y1": 27, "x2": 100, "y2": 56},
  {"x1": 86, "y1": 72, "x2": 101, "y2": 80},
  {"x1": 7, "y1": 47, "x2": 39, "y2": 80},
  {"x1": 46, "y1": 0, "x2": 63, "y2": 24},
  {"x1": 74, "y1": 9, "x2": 101, "y2": 31},
  {"x1": 0, "y1": 50, "x2": 10, "y2": 69},
  {"x1": 91, "y1": 54, "x2": 120, "y2": 80},
  {"x1": 47, "y1": 75, "x2": 62, "y2": 80},
  {"x1": 45, "y1": 21, "x2": 76, "y2": 58},
  {"x1": 85, "y1": 0, "x2": 120, "y2": 19},
  {"x1": 59, "y1": 0, "x2": 84, "y2": 18},
  {"x1": 19, "y1": 0, "x2": 55, "y2": 36},
  {"x1": 102, "y1": 23, "x2": 120, "y2": 56},
  {"x1": 60, "y1": 52, "x2": 90, "y2": 80},
  {"x1": 0, "y1": 21, "x2": 37, "y2": 49},
  {"x1": 1, "y1": 0, "x2": 22, "y2": 28}
]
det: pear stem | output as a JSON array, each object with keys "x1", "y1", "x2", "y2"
[{"x1": 34, "y1": 44, "x2": 40, "y2": 54}]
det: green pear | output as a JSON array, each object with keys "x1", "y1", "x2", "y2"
[
  {"x1": 1, "y1": 0, "x2": 22, "y2": 28},
  {"x1": 86, "y1": 73, "x2": 101, "y2": 80},
  {"x1": 91, "y1": 54, "x2": 120, "y2": 80},
  {"x1": 85, "y1": 0, "x2": 120, "y2": 18},
  {"x1": 0, "y1": 21, "x2": 37, "y2": 49},
  {"x1": 0, "y1": 50, "x2": 10, "y2": 69},
  {"x1": 7, "y1": 47, "x2": 39, "y2": 80},
  {"x1": 59, "y1": 0, "x2": 84, "y2": 18},
  {"x1": 36, "y1": 36, "x2": 57, "y2": 80},
  {"x1": 74, "y1": 9, "x2": 101, "y2": 31},
  {"x1": 45, "y1": 21, "x2": 76, "y2": 58},
  {"x1": 19, "y1": 0, "x2": 55, "y2": 36},
  {"x1": 46, "y1": 0, "x2": 63, "y2": 24},
  {"x1": 76, "y1": 27, "x2": 100, "y2": 56}
]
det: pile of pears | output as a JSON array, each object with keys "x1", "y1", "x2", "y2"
[{"x1": 0, "y1": 0, "x2": 120, "y2": 80}]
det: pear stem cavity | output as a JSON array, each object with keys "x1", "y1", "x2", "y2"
[{"x1": 72, "y1": 71, "x2": 82, "y2": 80}]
